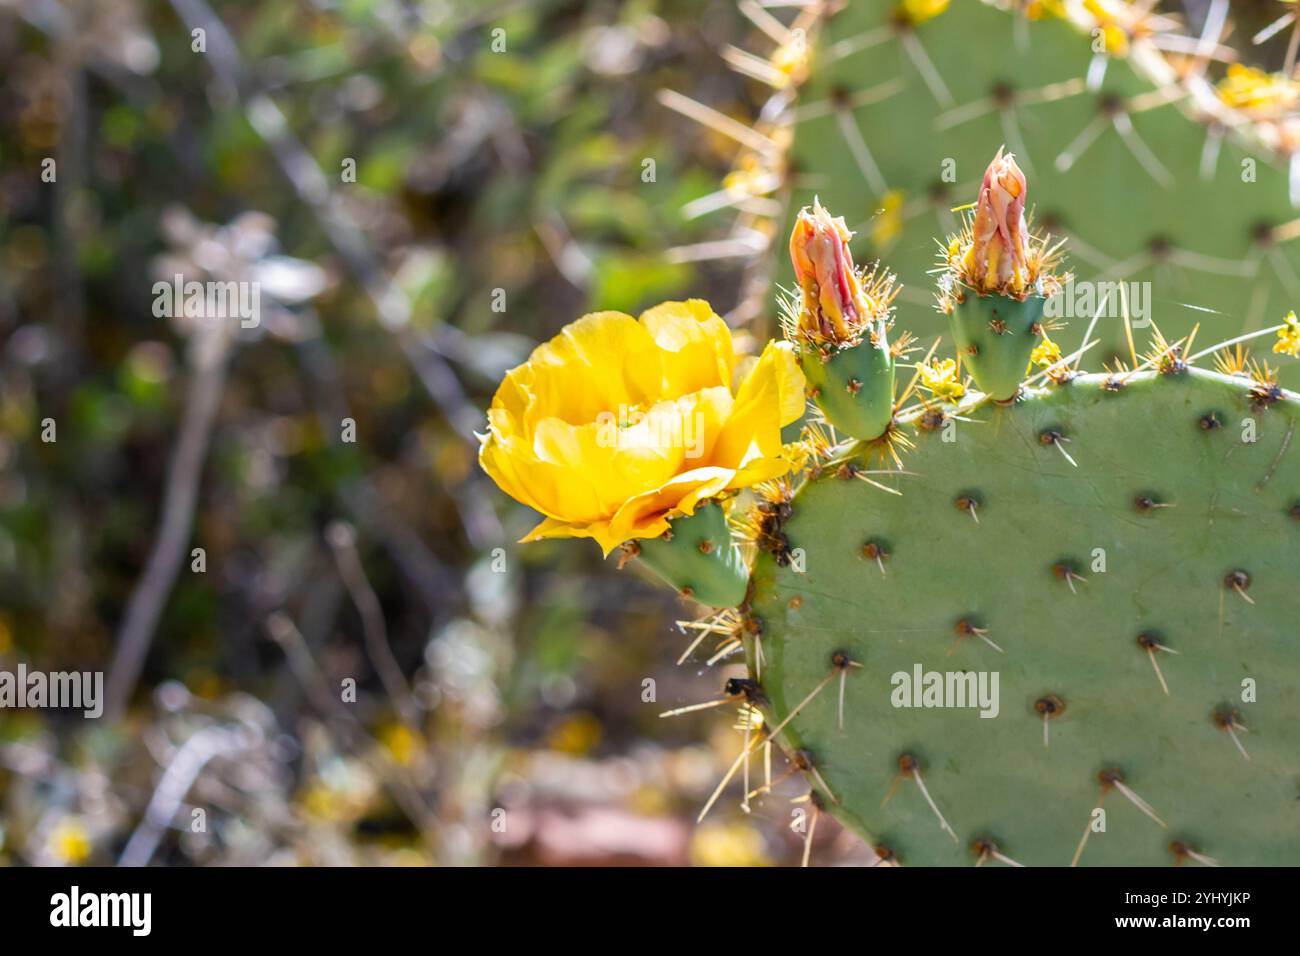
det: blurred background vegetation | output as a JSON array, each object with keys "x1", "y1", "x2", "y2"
[{"x1": 0, "y1": 0, "x2": 857, "y2": 866}]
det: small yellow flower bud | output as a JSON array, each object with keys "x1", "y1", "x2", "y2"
[
  {"x1": 1032, "y1": 335, "x2": 1063, "y2": 369},
  {"x1": 919, "y1": 357, "x2": 965, "y2": 401},
  {"x1": 1274, "y1": 310, "x2": 1300, "y2": 358}
]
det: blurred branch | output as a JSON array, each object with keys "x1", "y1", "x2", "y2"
[
  {"x1": 118, "y1": 724, "x2": 252, "y2": 867},
  {"x1": 326, "y1": 520, "x2": 421, "y2": 730},
  {"x1": 105, "y1": 322, "x2": 232, "y2": 719}
]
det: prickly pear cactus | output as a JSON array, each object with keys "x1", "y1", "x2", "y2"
[
  {"x1": 484, "y1": 97, "x2": 1300, "y2": 861},
  {"x1": 745, "y1": 364, "x2": 1299, "y2": 865},
  {"x1": 667, "y1": 0, "x2": 1300, "y2": 385}
]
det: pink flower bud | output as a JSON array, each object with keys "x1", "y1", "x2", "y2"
[
  {"x1": 964, "y1": 148, "x2": 1030, "y2": 295},
  {"x1": 789, "y1": 199, "x2": 867, "y2": 343}
]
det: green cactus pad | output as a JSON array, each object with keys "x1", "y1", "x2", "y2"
[
  {"x1": 947, "y1": 291, "x2": 1047, "y2": 401},
  {"x1": 785, "y1": 1, "x2": 1300, "y2": 384},
  {"x1": 801, "y1": 336, "x2": 896, "y2": 441},
  {"x1": 744, "y1": 368, "x2": 1299, "y2": 865},
  {"x1": 635, "y1": 499, "x2": 749, "y2": 607}
]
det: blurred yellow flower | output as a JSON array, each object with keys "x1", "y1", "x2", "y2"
[
  {"x1": 1275, "y1": 310, "x2": 1300, "y2": 358},
  {"x1": 871, "y1": 190, "x2": 906, "y2": 250},
  {"x1": 479, "y1": 301, "x2": 805, "y2": 554},
  {"x1": 1217, "y1": 64, "x2": 1299, "y2": 114},
  {"x1": 50, "y1": 818, "x2": 91, "y2": 865},
  {"x1": 690, "y1": 821, "x2": 771, "y2": 867},
  {"x1": 899, "y1": 0, "x2": 949, "y2": 26},
  {"x1": 546, "y1": 711, "x2": 603, "y2": 756},
  {"x1": 379, "y1": 723, "x2": 423, "y2": 767}
]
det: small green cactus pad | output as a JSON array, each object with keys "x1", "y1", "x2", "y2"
[
  {"x1": 636, "y1": 499, "x2": 749, "y2": 607},
  {"x1": 800, "y1": 336, "x2": 896, "y2": 441},
  {"x1": 786, "y1": 1, "x2": 1300, "y2": 382},
  {"x1": 745, "y1": 369, "x2": 1299, "y2": 865},
  {"x1": 947, "y1": 291, "x2": 1047, "y2": 401}
]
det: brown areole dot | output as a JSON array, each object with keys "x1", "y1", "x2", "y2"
[
  {"x1": 1034, "y1": 694, "x2": 1065, "y2": 717},
  {"x1": 1224, "y1": 569, "x2": 1251, "y2": 592},
  {"x1": 1052, "y1": 560, "x2": 1081, "y2": 582},
  {"x1": 919, "y1": 407, "x2": 946, "y2": 430},
  {"x1": 1098, "y1": 767, "x2": 1126, "y2": 789},
  {"x1": 861, "y1": 540, "x2": 890, "y2": 564},
  {"x1": 1136, "y1": 631, "x2": 1161, "y2": 650}
]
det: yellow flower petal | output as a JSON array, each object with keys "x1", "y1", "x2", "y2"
[
  {"x1": 639, "y1": 299, "x2": 735, "y2": 394},
  {"x1": 713, "y1": 340, "x2": 806, "y2": 468},
  {"x1": 607, "y1": 466, "x2": 737, "y2": 546},
  {"x1": 519, "y1": 311, "x2": 665, "y2": 429}
]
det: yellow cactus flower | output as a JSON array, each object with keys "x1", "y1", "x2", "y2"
[
  {"x1": 899, "y1": 0, "x2": 949, "y2": 26},
  {"x1": 1084, "y1": 0, "x2": 1130, "y2": 56},
  {"x1": 919, "y1": 357, "x2": 965, "y2": 401},
  {"x1": 1217, "y1": 64, "x2": 1300, "y2": 115},
  {"x1": 961, "y1": 148, "x2": 1031, "y2": 295},
  {"x1": 1274, "y1": 310, "x2": 1300, "y2": 358},
  {"x1": 1032, "y1": 335, "x2": 1063, "y2": 368},
  {"x1": 479, "y1": 300, "x2": 805, "y2": 555},
  {"x1": 50, "y1": 818, "x2": 91, "y2": 865}
]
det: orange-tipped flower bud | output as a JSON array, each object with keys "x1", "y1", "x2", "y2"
[
  {"x1": 789, "y1": 199, "x2": 869, "y2": 344},
  {"x1": 963, "y1": 148, "x2": 1030, "y2": 295}
]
